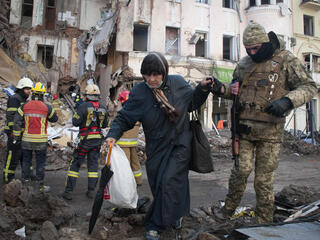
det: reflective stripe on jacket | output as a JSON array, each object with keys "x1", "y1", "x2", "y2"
[
  {"x1": 72, "y1": 101, "x2": 108, "y2": 141},
  {"x1": 117, "y1": 124, "x2": 139, "y2": 147},
  {"x1": 5, "y1": 93, "x2": 25, "y2": 134}
]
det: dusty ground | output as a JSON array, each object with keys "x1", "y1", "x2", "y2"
[{"x1": 0, "y1": 131, "x2": 320, "y2": 239}]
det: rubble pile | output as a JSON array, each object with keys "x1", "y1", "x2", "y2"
[
  {"x1": 85, "y1": 185, "x2": 320, "y2": 239},
  {"x1": 282, "y1": 131, "x2": 320, "y2": 155},
  {"x1": 206, "y1": 130, "x2": 232, "y2": 161},
  {"x1": 0, "y1": 180, "x2": 74, "y2": 240},
  {"x1": 46, "y1": 145, "x2": 74, "y2": 171},
  {"x1": 275, "y1": 184, "x2": 319, "y2": 208}
]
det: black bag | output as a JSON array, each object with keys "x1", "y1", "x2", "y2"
[{"x1": 189, "y1": 110, "x2": 214, "y2": 173}]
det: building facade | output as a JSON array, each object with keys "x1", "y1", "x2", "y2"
[
  {"x1": 6, "y1": 0, "x2": 319, "y2": 133},
  {"x1": 288, "y1": 0, "x2": 320, "y2": 136}
]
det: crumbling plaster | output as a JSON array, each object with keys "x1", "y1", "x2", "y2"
[{"x1": 79, "y1": 0, "x2": 107, "y2": 30}]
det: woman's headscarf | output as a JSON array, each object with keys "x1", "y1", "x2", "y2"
[{"x1": 141, "y1": 52, "x2": 180, "y2": 123}]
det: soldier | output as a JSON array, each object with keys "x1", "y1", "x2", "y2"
[
  {"x1": 60, "y1": 84, "x2": 108, "y2": 200},
  {"x1": 13, "y1": 82, "x2": 58, "y2": 192},
  {"x1": 117, "y1": 90, "x2": 142, "y2": 186},
  {"x1": 211, "y1": 22, "x2": 317, "y2": 223},
  {"x1": 3, "y1": 77, "x2": 33, "y2": 184}
]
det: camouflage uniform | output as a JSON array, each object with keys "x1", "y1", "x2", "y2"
[{"x1": 222, "y1": 22, "x2": 317, "y2": 223}]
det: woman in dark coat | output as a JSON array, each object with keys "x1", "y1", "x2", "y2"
[{"x1": 106, "y1": 52, "x2": 212, "y2": 239}]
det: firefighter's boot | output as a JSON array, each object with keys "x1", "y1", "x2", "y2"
[
  {"x1": 60, "y1": 176, "x2": 77, "y2": 200},
  {"x1": 86, "y1": 189, "x2": 95, "y2": 199}
]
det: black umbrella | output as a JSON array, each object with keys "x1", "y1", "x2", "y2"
[{"x1": 88, "y1": 145, "x2": 113, "y2": 234}]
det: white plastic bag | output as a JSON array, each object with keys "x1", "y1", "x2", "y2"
[{"x1": 105, "y1": 145, "x2": 138, "y2": 209}]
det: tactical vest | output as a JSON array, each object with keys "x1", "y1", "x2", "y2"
[
  {"x1": 79, "y1": 102, "x2": 106, "y2": 140},
  {"x1": 239, "y1": 50, "x2": 289, "y2": 123}
]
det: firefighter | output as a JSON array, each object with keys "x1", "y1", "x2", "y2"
[
  {"x1": 51, "y1": 94, "x2": 65, "y2": 126},
  {"x1": 60, "y1": 84, "x2": 108, "y2": 200},
  {"x1": 13, "y1": 82, "x2": 58, "y2": 192},
  {"x1": 117, "y1": 90, "x2": 142, "y2": 186},
  {"x1": 3, "y1": 77, "x2": 33, "y2": 184}
]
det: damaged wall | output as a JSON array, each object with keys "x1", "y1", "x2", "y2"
[
  {"x1": 116, "y1": 0, "x2": 134, "y2": 52},
  {"x1": 9, "y1": 0, "x2": 22, "y2": 25},
  {"x1": 79, "y1": 0, "x2": 107, "y2": 30},
  {"x1": 20, "y1": 34, "x2": 73, "y2": 76}
]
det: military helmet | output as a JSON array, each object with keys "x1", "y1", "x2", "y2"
[
  {"x1": 16, "y1": 77, "x2": 33, "y2": 89},
  {"x1": 243, "y1": 22, "x2": 269, "y2": 46},
  {"x1": 85, "y1": 84, "x2": 100, "y2": 95},
  {"x1": 32, "y1": 82, "x2": 46, "y2": 94}
]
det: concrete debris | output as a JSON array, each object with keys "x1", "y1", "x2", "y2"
[
  {"x1": 3, "y1": 179, "x2": 24, "y2": 207},
  {"x1": 275, "y1": 184, "x2": 319, "y2": 208},
  {"x1": 282, "y1": 131, "x2": 320, "y2": 155},
  {"x1": 197, "y1": 232, "x2": 221, "y2": 240},
  {"x1": 0, "y1": 188, "x2": 74, "y2": 240},
  {"x1": 41, "y1": 221, "x2": 59, "y2": 240}
]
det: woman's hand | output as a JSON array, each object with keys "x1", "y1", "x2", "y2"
[{"x1": 106, "y1": 137, "x2": 116, "y2": 148}]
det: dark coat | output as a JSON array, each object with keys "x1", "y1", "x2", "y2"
[{"x1": 107, "y1": 75, "x2": 209, "y2": 230}]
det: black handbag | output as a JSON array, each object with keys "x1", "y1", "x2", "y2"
[{"x1": 189, "y1": 110, "x2": 214, "y2": 173}]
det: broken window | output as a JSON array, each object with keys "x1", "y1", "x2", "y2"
[
  {"x1": 261, "y1": 0, "x2": 270, "y2": 4},
  {"x1": 133, "y1": 24, "x2": 148, "y2": 51},
  {"x1": 37, "y1": 45, "x2": 54, "y2": 69},
  {"x1": 304, "y1": 15, "x2": 314, "y2": 36},
  {"x1": 223, "y1": 35, "x2": 238, "y2": 61},
  {"x1": 249, "y1": 0, "x2": 256, "y2": 7},
  {"x1": 166, "y1": 27, "x2": 179, "y2": 55},
  {"x1": 195, "y1": 32, "x2": 207, "y2": 58},
  {"x1": 304, "y1": 54, "x2": 320, "y2": 73},
  {"x1": 196, "y1": 0, "x2": 209, "y2": 4},
  {"x1": 21, "y1": 0, "x2": 33, "y2": 28},
  {"x1": 276, "y1": 0, "x2": 283, "y2": 3},
  {"x1": 45, "y1": 0, "x2": 56, "y2": 30},
  {"x1": 223, "y1": 0, "x2": 235, "y2": 9}
]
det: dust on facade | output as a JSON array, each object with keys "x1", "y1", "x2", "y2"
[{"x1": 1, "y1": 0, "x2": 319, "y2": 133}]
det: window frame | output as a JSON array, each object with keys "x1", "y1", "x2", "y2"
[
  {"x1": 165, "y1": 26, "x2": 180, "y2": 56},
  {"x1": 304, "y1": 15, "x2": 314, "y2": 37},
  {"x1": 195, "y1": 31, "x2": 208, "y2": 58},
  {"x1": 133, "y1": 24, "x2": 149, "y2": 52}
]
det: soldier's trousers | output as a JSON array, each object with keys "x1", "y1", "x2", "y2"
[
  {"x1": 121, "y1": 147, "x2": 142, "y2": 185},
  {"x1": 3, "y1": 134, "x2": 22, "y2": 184},
  {"x1": 225, "y1": 139, "x2": 280, "y2": 223},
  {"x1": 65, "y1": 145, "x2": 100, "y2": 193}
]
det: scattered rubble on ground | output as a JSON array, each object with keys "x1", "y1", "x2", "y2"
[
  {"x1": 2, "y1": 180, "x2": 318, "y2": 239},
  {"x1": 282, "y1": 131, "x2": 320, "y2": 155}
]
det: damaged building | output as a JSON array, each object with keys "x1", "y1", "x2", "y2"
[{"x1": 1, "y1": 0, "x2": 319, "y2": 132}]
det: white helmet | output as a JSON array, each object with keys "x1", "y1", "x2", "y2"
[
  {"x1": 85, "y1": 84, "x2": 100, "y2": 95},
  {"x1": 16, "y1": 77, "x2": 33, "y2": 89}
]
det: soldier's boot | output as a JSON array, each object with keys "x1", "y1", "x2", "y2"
[
  {"x1": 59, "y1": 176, "x2": 76, "y2": 201},
  {"x1": 214, "y1": 206, "x2": 234, "y2": 221}
]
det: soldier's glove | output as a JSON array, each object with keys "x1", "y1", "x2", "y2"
[
  {"x1": 211, "y1": 77, "x2": 224, "y2": 96},
  {"x1": 264, "y1": 97, "x2": 293, "y2": 117}
]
